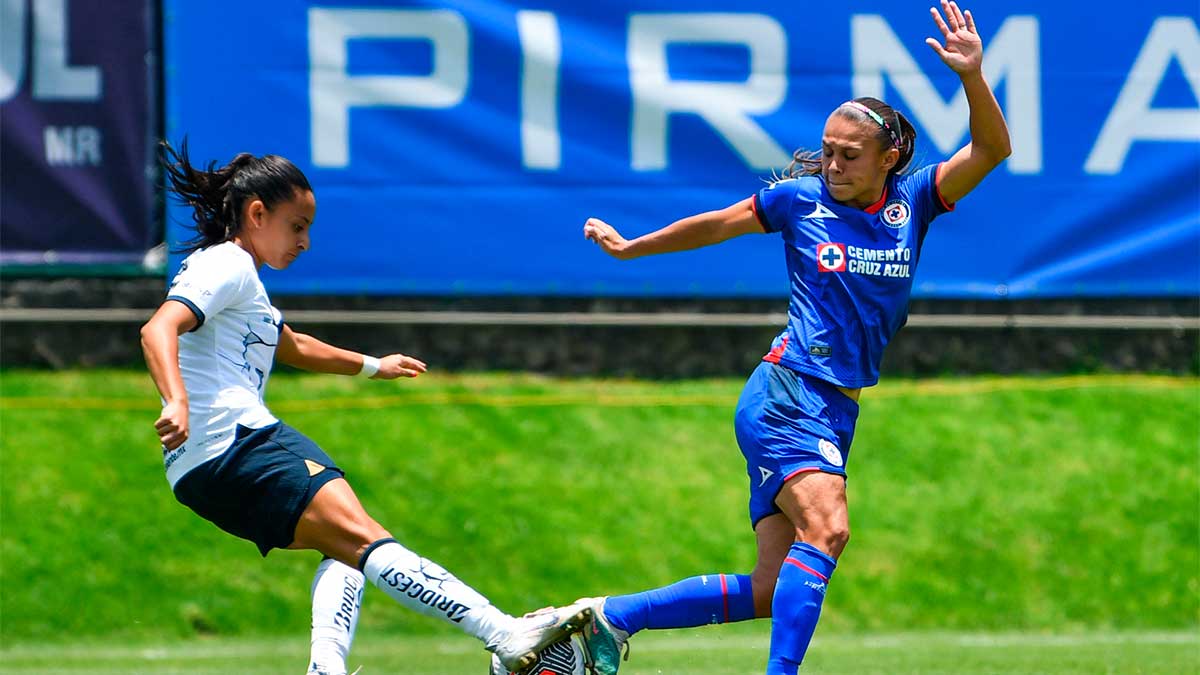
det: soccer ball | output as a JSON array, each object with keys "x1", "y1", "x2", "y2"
[{"x1": 492, "y1": 634, "x2": 587, "y2": 675}]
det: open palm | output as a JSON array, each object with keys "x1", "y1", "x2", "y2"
[{"x1": 926, "y1": 0, "x2": 983, "y2": 75}]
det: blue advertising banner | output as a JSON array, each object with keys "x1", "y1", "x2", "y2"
[
  {"x1": 165, "y1": 1, "x2": 1200, "y2": 297},
  {"x1": 1, "y1": 0, "x2": 157, "y2": 267}
]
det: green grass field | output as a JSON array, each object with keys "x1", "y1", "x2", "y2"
[
  {"x1": 1, "y1": 370, "x2": 1197, "y2": 673},
  {"x1": 2, "y1": 629, "x2": 1196, "y2": 674}
]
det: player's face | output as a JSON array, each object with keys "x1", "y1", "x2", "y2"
[
  {"x1": 245, "y1": 188, "x2": 316, "y2": 270},
  {"x1": 820, "y1": 114, "x2": 896, "y2": 206}
]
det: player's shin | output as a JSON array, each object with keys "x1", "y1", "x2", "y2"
[
  {"x1": 309, "y1": 557, "x2": 364, "y2": 675},
  {"x1": 603, "y1": 573, "x2": 756, "y2": 635},
  {"x1": 357, "y1": 538, "x2": 509, "y2": 645},
  {"x1": 766, "y1": 542, "x2": 837, "y2": 674}
]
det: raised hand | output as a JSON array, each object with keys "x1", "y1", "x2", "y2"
[{"x1": 926, "y1": 0, "x2": 983, "y2": 76}]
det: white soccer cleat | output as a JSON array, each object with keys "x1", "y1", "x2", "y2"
[
  {"x1": 489, "y1": 634, "x2": 586, "y2": 675},
  {"x1": 488, "y1": 601, "x2": 593, "y2": 672},
  {"x1": 575, "y1": 597, "x2": 630, "y2": 675}
]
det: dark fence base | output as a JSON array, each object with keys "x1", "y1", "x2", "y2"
[{"x1": 2, "y1": 278, "x2": 1197, "y2": 376}]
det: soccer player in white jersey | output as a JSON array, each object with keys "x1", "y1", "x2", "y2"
[
  {"x1": 141, "y1": 141, "x2": 591, "y2": 675},
  {"x1": 502, "y1": 3, "x2": 1011, "y2": 674}
]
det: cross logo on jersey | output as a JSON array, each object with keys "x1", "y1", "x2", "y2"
[{"x1": 816, "y1": 243, "x2": 847, "y2": 272}]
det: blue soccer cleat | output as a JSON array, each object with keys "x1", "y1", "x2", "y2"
[{"x1": 574, "y1": 597, "x2": 630, "y2": 675}]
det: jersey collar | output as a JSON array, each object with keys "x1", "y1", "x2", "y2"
[
  {"x1": 863, "y1": 185, "x2": 889, "y2": 214},
  {"x1": 820, "y1": 178, "x2": 890, "y2": 214}
]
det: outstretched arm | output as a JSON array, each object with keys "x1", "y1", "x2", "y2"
[
  {"x1": 926, "y1": 0, "x2": 1012, "y2": 204},
  {"x1": 584, "y1": 196, "x2": 763, "y2": 260},
  {"x1": 276, "y1": 324, "x2": 427, "y2": 379}
]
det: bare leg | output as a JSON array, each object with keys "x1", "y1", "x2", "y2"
[
  {"x1": 774, "y1": 471, "x2": 850, "y2": 558},
  {"x1": 751, "y1": 513, "x2": 796, "y2": 617},
  {"x1": 287, "y1": 478, "x2": 589, "y2": 672},
  {"x1": 764, "y1": 471, "x2": 848, "y2": 674},
  {"x1": 288, "y1": 478, "x2": 390, "y2": 566}
]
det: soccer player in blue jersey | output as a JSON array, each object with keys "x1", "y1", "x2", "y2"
[
  {"x1": 503, "y1": 3, "x2": 1012, "y2": 674},
  {"x1": 142, "y1": 142, "x2": 592, "y2": 675}
]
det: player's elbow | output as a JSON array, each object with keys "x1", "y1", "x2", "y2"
[
  {"x1": 983, "y1": 137, "x2": 1012, "y2": 165},
  {"x1": 969, "y1": 145, "x2": 1010, "y2": 178},
  {"x1": 139, "y1": 320, "x2": 162, "y2": 351},
  {"x1": 994, "y1": 139, "x2": 1013, "y2": 162}
]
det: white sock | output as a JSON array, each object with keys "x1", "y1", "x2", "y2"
[
  {"x1": 309, "y1": 557, "x2": 364, "y2": 674},
  {"x1": 360, "y1": 539, "x2": 511, "y2": 647}
]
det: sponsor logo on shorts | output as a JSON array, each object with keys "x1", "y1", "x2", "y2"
[
  {"x1": 758, "y1": 466, "x2": 775, "y2": 487},
  {"x1": 818, "y1": 439, "x2": 843, "y2": 467},
  {"x1": 881, "y1": 200, "x2": 911, "y2": 228}
]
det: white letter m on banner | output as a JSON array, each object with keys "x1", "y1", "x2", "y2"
[{"x1": 851, "y1": 14, "x2": 1041, "y2": 174}]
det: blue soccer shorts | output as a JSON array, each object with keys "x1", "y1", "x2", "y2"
[{"x1": 734, "y1": 362, "x2": 859, "y2": 527}]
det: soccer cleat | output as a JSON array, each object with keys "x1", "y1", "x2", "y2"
[
  {"x1": 306, "y1": 666, "x2": 361, "y2": 675},
  {"x1": 488, "y1": 602, "x2": 593, "y2": 672},
  {"x1": 489, "y1": 634, "x2": 585, "y2": 675},
  {"x1": 575, "y1": 597, "x2": 630, "y2": 675}
]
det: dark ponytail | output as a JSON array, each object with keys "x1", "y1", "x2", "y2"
[
  {"x1": 778, "y1": 148, "x2": 823, "y2": 180},
  {"x1": 160, "y1": 139, "x2": 312, "y2": 253}
]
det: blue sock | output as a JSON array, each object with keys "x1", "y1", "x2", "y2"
[
  {"x1": 602, "y1": 574, "x2": 756, "y2": 635},
  {"x1": 766, "y1": 542, "x2": 837, "y2": 675}
]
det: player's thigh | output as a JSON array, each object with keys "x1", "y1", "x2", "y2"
[{"x1": 289, "y1": 477, "x2": 390, "y2": 566}]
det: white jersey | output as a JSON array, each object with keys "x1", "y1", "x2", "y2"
[{"x1": 161, "y1": 241, "x2": 280, "y2": 487}]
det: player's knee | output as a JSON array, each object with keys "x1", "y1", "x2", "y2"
[
  {"x1": 352, "y1": 518, "x2": 390, "y2": 548},
  {"x1": 346, "y1": 523, "x2": 393, "y2": 562},
  {"x1": 328, "y1": 513, "x2": 389, "y2": 551},
  {"x1": 805, "y1": 519, "x2": 850, "y2": 558},
  {"x1": 826, "y1": 525, "x2": 850, "y2": 558}
]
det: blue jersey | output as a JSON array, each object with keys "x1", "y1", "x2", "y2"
[{"x1": 752, "y1": 163, "x2": 953, "y2": 388}]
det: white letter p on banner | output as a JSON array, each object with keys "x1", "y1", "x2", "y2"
[{"x1": 309, "y1": 8, "x2": 469, "y2": 168}]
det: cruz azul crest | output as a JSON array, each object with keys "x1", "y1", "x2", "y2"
[{"x1": 881, "y1": 200, "x2": 910, "y2": 228}]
